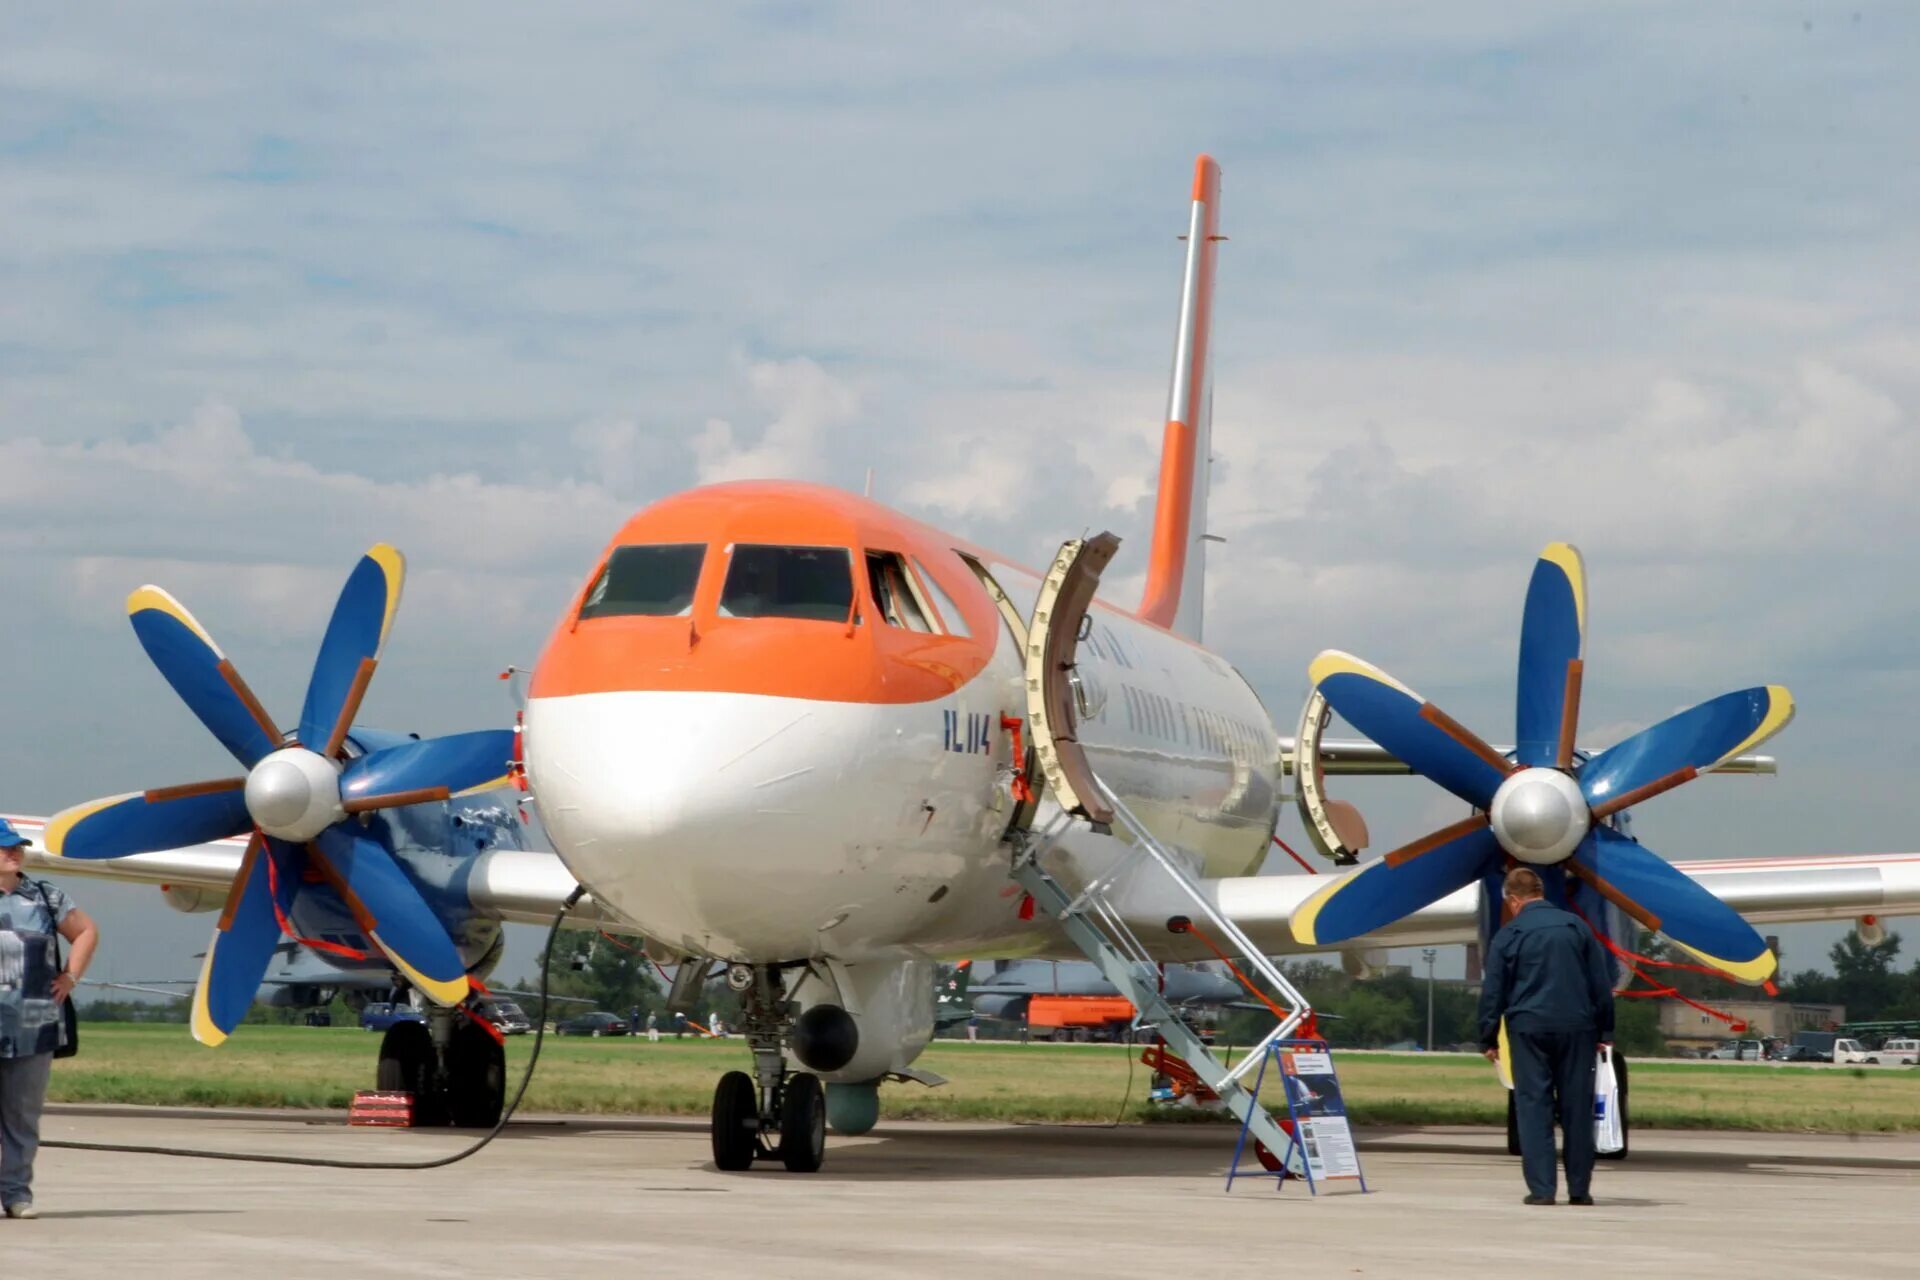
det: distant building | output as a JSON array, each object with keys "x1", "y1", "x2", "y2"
[{"x1": 1658, "y1": 999, "x2": 1845, "y2": 1052}]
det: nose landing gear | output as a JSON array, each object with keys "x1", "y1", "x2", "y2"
[{"x1": 708, "y1": 964, "x2": 827, "y2": 1173}]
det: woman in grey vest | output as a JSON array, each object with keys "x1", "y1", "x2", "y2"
[{"x1": 0, "y1": 818, "x2": 100, "y2": 1220}]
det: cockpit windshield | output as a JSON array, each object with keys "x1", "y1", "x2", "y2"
[
  {"x1": 578, "y1": 544, "x2": 706, "y2": 619},
  {"x1": 720, "y1": 545, "x2": 855, "y2": 622}
]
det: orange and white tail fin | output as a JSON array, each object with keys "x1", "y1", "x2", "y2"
[{"x1": 1136, "y1": 154, "x2": 1221, "y2": 641}]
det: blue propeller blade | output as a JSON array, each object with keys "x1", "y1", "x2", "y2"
[
  {"x1": 127, "y1": 587, "x2": 280, "y2": 768},
  {"x1": 192, "y1": 836, "x2": 300, "y2": 1047},
  {"x1": 44, "y1": 784, "x2": 251, "y2": 860},
  {"x1": 298, "y1": 545, "x2": 406, "y2": 754},
  {"x1": 1579, "y1": 685, "x2": 1794, "y2": 811},
  {"x1": 340, "y1": 730, "x2": 518, "y2": 807},
  {"x1": 1310, "y1": 651, "x2": 1512, "y2": 809},
  {"x1": 1291, "y1": 821, "x2": 1501, "y2": 946},
  {"x1": 1514, "y1": 544, "x2": 1585, "y2": 768},
  {"x1": 1571, "y1": 827, "x2": 1775, "y2": 983},
  {"x1": 311, "y1": 826, "x2": 468, "y2": 1006}
]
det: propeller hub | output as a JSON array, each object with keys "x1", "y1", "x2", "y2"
[
  {"x1": 1489, "y1": 767, "x2": 1589, "y2": 865},
  {"x1": 245, "y1": 747, "x2": 345, "y2": 843}
]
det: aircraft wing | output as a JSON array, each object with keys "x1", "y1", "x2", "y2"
[
  {"x1": 483, "y1": 987, "x2": 595, "y2": 1006},
  {"x1": 1283, "y1": 737, "x2": 1778, "y2": 777},
  {"x1": 82, "y1": 980, "x2": 194, "y2": 999},
  {"x1": 1190, "y1": 852, "x2": 1920, "y2": 956},
  {"x1": 2, "y1": 814, "x2": 637, "y2": 934}
]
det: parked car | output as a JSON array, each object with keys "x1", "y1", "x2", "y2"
[
  {"x1": 360, "y1": 1001, "x2": 425, "y2": 1032},
  {"x1": 1770, "y1": 1044, "x2": 1828, "y2": 1064},
  {"x1": 477, "y1": 1000, "x2": 532, "y2": 1035},
  {"x1": 1833, "y1": 1038, "x2": 1879, "y2": 1065},
  {"x1": 555, "y1": 1011, "x2": 631, "y2": 1037},
  {"x1": 1876, "y1": 1037, "x2": 1920, "y2": 1066},
  {"x1": 1704, "y1": 1039, "x2": 1767, "y2": 1061}
]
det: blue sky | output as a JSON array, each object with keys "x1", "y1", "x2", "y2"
[{"x1": 3, "y1": 4, "x2": 1917, "y2": 989}]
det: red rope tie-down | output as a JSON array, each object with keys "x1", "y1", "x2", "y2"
[
  {"x1": 262, "y1": 837, "x2": 368, "y2": 961},
  {"x1": 457, "y1": 997, "x2": 506, "y2": 1046},
  {"x1": 1272, "y1": 835, "x2": 1318, "y2": 875},
  {"x1": 1567, "y1": 898, "x2": 1763, "y2": 1034},
  {"x1": 1166, "y1": 916, "x2": 1292, "y2": 1022}
]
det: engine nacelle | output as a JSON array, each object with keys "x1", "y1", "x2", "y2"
[
  {"x1": 785, "y1": 958, "x2": 934, "y2": 1085},
  {"x1": 160, "y1": 883, "x2": 224, "y2": 914}
]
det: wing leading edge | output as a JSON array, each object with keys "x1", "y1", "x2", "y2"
[
  {"x1": 3, "y1": 814, "x2": 629, "y2": 933},
  {"x1": 1188, "y1": 852, "x2": 1920, "y2": 959}
]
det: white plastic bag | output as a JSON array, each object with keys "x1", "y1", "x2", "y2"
[{"x1": 1593, "y1": 1045, "x2": 1624, "y2": 1154}]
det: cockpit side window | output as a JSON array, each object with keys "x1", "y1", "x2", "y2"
[
  {"x1": 720, "y1": 545, "x2": 855, "y2": 621},
  {"x1": 865, "y1": 551, "x2": 935, "y2": 633},
  {"x1": 910, "y1": 556, "x2": 972, "y2": 638},
  {"x1": 578, "y1": 544, "x2": 706, "y2": 619}
]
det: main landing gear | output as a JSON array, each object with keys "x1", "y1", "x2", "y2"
[
  {"x1": 709, "y1": 964, "x2": 826, "y2": 1174},
  {"x1": 378, "y1": 1004, "x2": 506, "y2": 1129}
]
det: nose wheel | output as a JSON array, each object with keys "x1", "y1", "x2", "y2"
[
  {"x1": 707, "y1": 963, "x2": 828, "y2": 1173},
  {"x1": 711, "y1": 1071, "x2": 760, "y2": 1171}
]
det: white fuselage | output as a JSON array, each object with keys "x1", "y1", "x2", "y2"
[{"x1": 527, "y1": 556, "x2": 1280, "y2": 964}]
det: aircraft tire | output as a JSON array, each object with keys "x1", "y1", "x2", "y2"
[
  {"x1": 447, "y1": 1020, "x2": 507, "y2": 1129},
  {"x1": 711, "y1": 1071, "x2": 758, "y2": 1171},
  {"x1": 780, "y1": 1073, "x2": 827, "y2": 1174},
  {"x1": 377, "y1": 1020, "x2": 448, "y2": 1127}
]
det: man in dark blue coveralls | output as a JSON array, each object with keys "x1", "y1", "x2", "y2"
[{"x1": 1478, "y1": 866, "x2": 1614, "y2": 1206}]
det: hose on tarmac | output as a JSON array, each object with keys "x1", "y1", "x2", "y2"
[{"x1": 44, "y1": 888, "x2": 584, "y2": 1170}]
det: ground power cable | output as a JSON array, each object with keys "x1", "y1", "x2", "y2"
[{"x1": 45, "y1": 888, "x2": 584, "y2": 1169}]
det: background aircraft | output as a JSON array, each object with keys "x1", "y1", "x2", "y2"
[
  {"x1": 942, "y1": 958, "x2": 1265, "y2": 1031},
  {"x1": 88, "y1": 936, "x2": 593, "y2": 1017}
]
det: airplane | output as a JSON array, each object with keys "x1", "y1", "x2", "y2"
[
  {"x1": 945, "y1": 958, "x2": 1266, "y2": 1032},
  {"x1": 22, "y1": 154, "x2": 1920, "y2": 1174}
]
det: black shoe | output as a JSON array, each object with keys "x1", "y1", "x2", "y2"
[
  {"x1": 1569, "y1": 1195, "x2": 1594, "y2": 1206},
  {"x1": 1523, "y1": 1194, "x2": 1556, "y2": 1205}
]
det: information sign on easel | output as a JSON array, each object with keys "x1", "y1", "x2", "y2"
[{"x1": 1226, "y1": 1039, "x2": 1368, "y2": 1195}]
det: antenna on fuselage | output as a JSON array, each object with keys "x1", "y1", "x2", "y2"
[{"x1": 863, "y1": 467, "x2": 875, "y2": 498}]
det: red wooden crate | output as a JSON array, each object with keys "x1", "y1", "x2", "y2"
[{"x1": 349, "y1": 1090, "x2": 414, "y2": 1128}]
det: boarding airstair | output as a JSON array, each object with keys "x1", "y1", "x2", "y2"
[{"x1": 1008, "y1": 534, "x2": 1312, "y2": 1175}]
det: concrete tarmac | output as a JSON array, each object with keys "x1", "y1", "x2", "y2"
[{"x1": 9, "y1": 1105, "x2": 1917, "y2": 1278}]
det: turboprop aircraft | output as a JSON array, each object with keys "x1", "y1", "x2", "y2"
[{"x1": 24, "y1": 154, "x2": 1920, "y2": 1174}]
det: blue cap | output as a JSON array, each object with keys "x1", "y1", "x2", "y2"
[{"x1": 0, "y1": 819, "x2": 31, "y2": 849}]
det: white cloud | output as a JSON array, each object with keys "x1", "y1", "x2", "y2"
[
  {"x1": 692, "y1": 357, "x2": 861, "y2": 485},
  {"x1": 3, "y1": 5, "x2": 1919, "y2": 982}
]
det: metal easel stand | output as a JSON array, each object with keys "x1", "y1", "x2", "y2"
[{"x1": 1225, "y1": 1038, "x2": 1368, "y2": 1195}]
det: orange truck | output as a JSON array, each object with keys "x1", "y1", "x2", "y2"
[{"x1": 1026, "y1": 995, "x2": 1139, "y2": 1041}]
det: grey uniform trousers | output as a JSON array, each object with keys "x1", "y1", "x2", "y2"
[
  {"x1": 0, "y1": 1052, "x2": 53, "y2": 1209},
  {"x1": 1509, "y1": 1026, "x2": 1597, "y2": 1200}
]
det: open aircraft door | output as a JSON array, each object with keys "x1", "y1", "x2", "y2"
[
  {"x1": 1290, "y1": 688, "x2": 1370, "y2": 865},
  {"x1": 1020, "y1": 532, "x2": 1121, "y2": 832},
  {"x1": 958, "y1": 553, "x2": 1044, "y2": 836}
]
